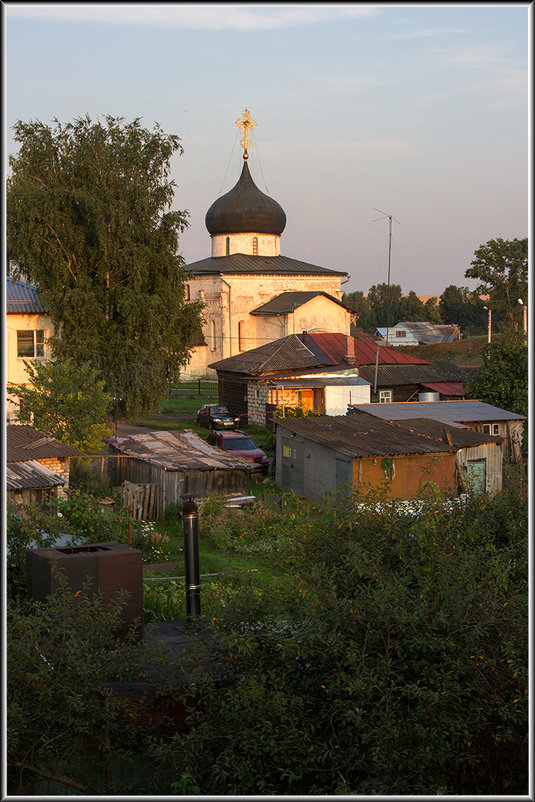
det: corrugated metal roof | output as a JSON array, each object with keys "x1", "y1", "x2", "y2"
[
  {"x1": 187, "y1": 253, "x2": 347, "y2": 276},
  {"x1": 210, "y1": 334, "x2": 324, "y2": 375},
  {"x1": 250, "y1": 291, "x2": 349, "y2": 316},
  {"x1": 357, "y1": 362, "x2": 470, "y2": 387},
  {"x1": 210, "y1": 333, "x2": 429, "y2": 376},
  {"x1": 348, "y1": 400, "x2": 525, "y2": 425},
  {"x1": 6, "y1": 460, "x2": 66, "y2": 491},
  {"x1": 7, "y1": 425, "x2": 83, "y2": 462},
  {"x1": 106, "y1": 430, "x2": 254, "y2": 473},
  {"x1": 276, "y1": 413, "x2": 456, "y2": 458},
  {"x1": 421, "y1": 382, "x2": 465, "y2": 396},
  {"x1": 264, "y1": 376, "x2": 369, "y2": 388},
  {"x1": 394, "y1": 418, "x2": 502, "y2": 448},
  {"x1": 6, "y1": 277, "x2": 46, "y2": 314}
]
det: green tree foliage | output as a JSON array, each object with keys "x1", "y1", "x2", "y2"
[
  {"x1": 7, "y1": 115, "x2": 203, "y2": 420},
  {"x1": 467, "y1": 333, "x2": 528, "y2": 417},
  {"x1": 7, "y1": 359, "x2": 112, "y2": 452},
  {"x1": 342, "y1": 290, "x2": 376, "y2": 332},
  {"x1": 439, "y1": 285, "x2": 489, "y2": 335},
  {"x1": 465, "y1": 238, "x2": 528, "y2": 330},
  {"x1": 367, "y1": 282, "x2": 404, "y2": 328},
  {"x1": 146, "y1": 487, "x2": 528, "y2": 795},
  {"x1": 400, "y1": 289, "x2": 426, "y2": 320},
  {"x1": 423, "y1": 296, "x2": 442, "y2": 324}
]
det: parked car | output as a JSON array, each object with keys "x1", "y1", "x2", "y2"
[
  {"x1": 206, "y1": 430, "x2": 269, "y2": 474},
  {"x1": 196, "y1": 404, "x2": 240, "y2": 430}
]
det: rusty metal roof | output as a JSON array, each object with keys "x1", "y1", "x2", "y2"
[
  {"x1": 7, "y1": 425, "x2": 83, "y2": 462},
  {"x1": 187, "y1": 253, "x2": 347, "y2": 277},
  {"x1": 6, "y1": 276, "x2": 46, "y2": 314},
  {"x1": 6, "y1": 460, "x2": 66, "y2": 491},
  {"x1": 210, "y1": 333, "x2": 429, "y2": 376},
  {"x1": 393, "y1": 418, "x2": 502, "y2": 448},
  {"x1": 276, "y1": 413, "x2": 456, "y2": 458},
  {"x1": 106, "y1": 430, "x2": 254, "y2": 472},
  {"x1": 250, "y1": 291, "x2": 350, "y2": 316}
]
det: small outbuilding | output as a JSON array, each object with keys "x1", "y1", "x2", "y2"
[
  {"x1": 106, "y1": 429, "x2": 254, "y2": 518},
  {"x1": 7, "y1": 424, "x2": 82, "y2": 507},
  {"x1": 275, "y1": 413, "x2": 457, "y2": 502}
]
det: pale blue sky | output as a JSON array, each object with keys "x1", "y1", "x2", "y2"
[{"x1": 4, "y1": 3, "x2": 530, "y2": 294}]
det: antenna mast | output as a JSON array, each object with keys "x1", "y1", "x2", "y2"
[{"x1": 373, "y1": 209, "x2": 400, "y2": 346}]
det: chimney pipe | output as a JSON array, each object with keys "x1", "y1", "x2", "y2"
[
  {"x1": 345, "y1": 336, "x2": 356, "y2": 366},
  {"x1": 182, "y1": 495, "x2": 200, "y2": 620}
]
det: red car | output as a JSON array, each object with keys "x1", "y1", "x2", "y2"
[{"x1": 206, "y1": 430, "x2": 269, "y2": 474}]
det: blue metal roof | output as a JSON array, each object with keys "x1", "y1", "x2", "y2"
[
  {"x1": 6, "y1": 276, "x2": 46, "y2": 314},
  {"x1": 348, "y1": 400, "x2": 524, "y2": 425}
]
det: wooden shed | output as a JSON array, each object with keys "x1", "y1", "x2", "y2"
[
  {"x1": 275, "y1": 414, "x2": 457, "y2": 502},
  {"x1": 106, "y1": 430, "x2": 254, "y2": 519}
]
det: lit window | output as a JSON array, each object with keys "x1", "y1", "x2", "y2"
[
  {"x1": 252, "y1": 236, "x2": 258, "y2": 255},
  {"x1": 379, "y1": 389, "x2": 393, "y2": 403},
  {"x1": 17, "y1": 330, "x2": 44, "y2": 358}
]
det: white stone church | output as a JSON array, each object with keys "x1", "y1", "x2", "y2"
[{"x1": 182, "y1": 111, "x2": 352, "y2": 379}]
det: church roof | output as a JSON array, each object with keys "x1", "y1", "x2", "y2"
[
  {"x1": 187, "y1": 253, "x2": 347, "y2": 277},
  {"x1": 250, "y1": 291, "x2": 350, "y2": 316},
  {"x1": 205, "y1": 160, "x2": 286, "y2": 236}
]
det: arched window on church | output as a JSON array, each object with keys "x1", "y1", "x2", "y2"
[
  {"x1": 252, "y1": 236, "x2": 258, "y2": 255},
  {"x1": 226, "y1": 237, "x2": 230, "y2": 256},
  {"x1": 238, "y1": 321, "x2": 246, "y2": 351},
  {"x1": 210, "y1": 320, "x2": 217, "y2": 351}
]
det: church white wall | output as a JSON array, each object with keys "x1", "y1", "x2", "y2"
[
  {"x1": 211, "y1": 233, "x2": 281, "y2": 257},
  {"x1": 182, "y1": 272, "x2": 349, "y2": 379}
]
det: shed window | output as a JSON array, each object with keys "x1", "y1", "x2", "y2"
[
  {"x1": 483, "y1": 423, "x2": 500, "y2": 435},
  {"x1": 17, "y1": 330, "x2": 44, "y2": 358},
  {"x1": 379, "y1": 389, "x2": 393, "y2": 403},
  {"x1": 395, "y1": 330, "x2": 406, "y2": 338}
]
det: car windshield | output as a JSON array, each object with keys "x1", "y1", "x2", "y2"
[
  {"x1": 210, "y1": 406, "x2": 230, "y2": 414},
  {"x1": 224, "y1": 437, "x2": 257, "y2": 450}
]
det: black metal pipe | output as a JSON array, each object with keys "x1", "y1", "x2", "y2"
[{"x1": 182, "y1": 495, "x2": 201, "y2": 620}]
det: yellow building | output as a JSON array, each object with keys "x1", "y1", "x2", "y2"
[{"x1": 6, "y1": 276, "x2": 53, "y2": 421}]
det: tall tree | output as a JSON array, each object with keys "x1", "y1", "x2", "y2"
[
  {"x1": 342, "y1": 290, "x2": 377, "y2": 333},
  {"x1": 399, "y1": 290, "x2": 426, "y2": 321},
  {"x1": 7, "y1": 115, "x2": 202, "y2": 420},
  {"x1": 439, "y1": 285, "x2": 488, "y2": 335},
  {"x1": 467, "y1": 333, "x2": 528, "y2": 419},
  {"x1": 367, "y1": 283, "x2": 404, "y2": 329},
  {"x1": 465, "y1": 238, "x2": 528, "y2": 330}
]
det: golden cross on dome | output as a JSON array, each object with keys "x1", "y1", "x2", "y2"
[{"x1": 235, "y1": 108, "x2": 257, "y2": 160}]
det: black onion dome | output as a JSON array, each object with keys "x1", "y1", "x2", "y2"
[{"x1": 205, "y1": 160, "x2": 286, "y2": 236}]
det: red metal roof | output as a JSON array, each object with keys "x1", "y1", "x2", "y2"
[
  {"x1": 421, "y1": 382, "x2": 465, "y2": 396},
  {"x1": 309, "y1": 333, "x2": 429, "y2": 367}
]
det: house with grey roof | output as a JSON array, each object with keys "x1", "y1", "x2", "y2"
[
  {"x1": 7, "y1": 424, "x2": 82, "y2": 507},
  {"x1": 348, "y1": 400, "x2": 524, "y2": 463},
  {"x1": 375, "y1": 322, "x2": 461, "y2": 347}
]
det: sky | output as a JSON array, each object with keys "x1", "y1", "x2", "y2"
[{"x1": 3, "y1": 2, "x2": 530, "y2": 296}]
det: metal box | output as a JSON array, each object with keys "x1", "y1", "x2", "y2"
[{"x1": 26, "y1": 542, "x2": 143, "y2": 637}]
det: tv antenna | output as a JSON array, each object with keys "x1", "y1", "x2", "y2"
[{"x1": 373, "y1": 208, "x2": 400, "y2": 346}]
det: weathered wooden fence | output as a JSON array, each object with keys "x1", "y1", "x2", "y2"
[
  {"x1": 169, "y1": 380, "x2": 218, "y2": 397},
  {"x1": 120, "y1": 480, "x2": 160, "y2": 521}
]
